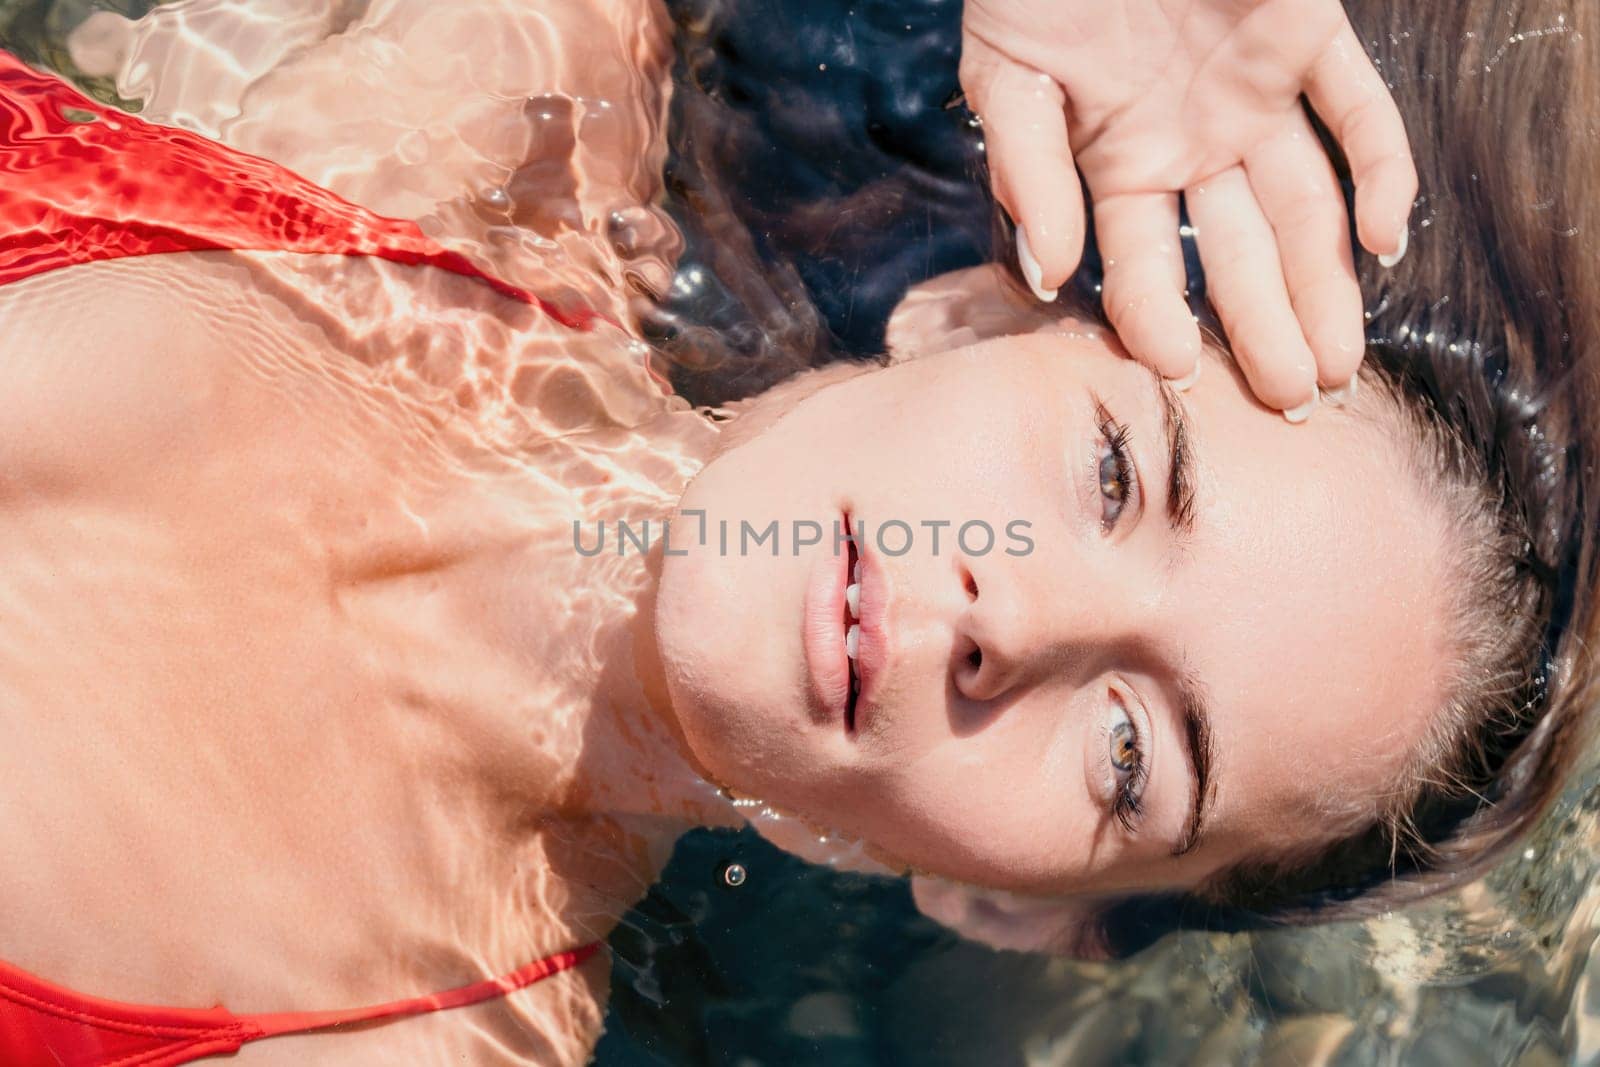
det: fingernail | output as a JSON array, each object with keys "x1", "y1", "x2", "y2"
[
  {"x1": 1017, "y1": 227, "x2": 1059, "y2": 303},
  {"x1": 1322, "y1": 377, "x2": 1358, "y2": 406},
  {"x1": 1168, "y1": 361, "x2": 1202, "y2": 391},
  {"x1": 1378, "y1": 227, "x2": 1408, "y2": 268},
  {"x1": 1283, "y1": 392, "x2": 1319, "y2": 424}
]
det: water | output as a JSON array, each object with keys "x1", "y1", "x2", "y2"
[
  {"x1": 594, "y1": 776, "x2": 1600, "y2": 1064},
  {"x1": 2, "y1": 0, "x2": 1596, "y2": 1063}
]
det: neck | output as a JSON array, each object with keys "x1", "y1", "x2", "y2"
[
  {"x1": 449, "y1": 413, "x2": 743, "y2": 838},
  {"x1": 564, "y1": 536, "x2": 744, "y2": 832}
]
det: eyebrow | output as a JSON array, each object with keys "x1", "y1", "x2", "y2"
[
  {"x1": 1142, "y1": 373, "x2": 1211, "y2": 855},
  {"x1": 1154, "y1": 379, "x2": 1198, "y2": 536},
  {"x1": 1131, "y1": 370, "x2": 1212, "y2": 854},
  {"x1": 1172, "y1": 672, "x2": 1216, "y2": 857}
]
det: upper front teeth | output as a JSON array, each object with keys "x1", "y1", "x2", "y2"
[
  {"x1": 845, "y1": 583, "x2": 860, "y2": 619},
  {"x1": 845, "y1": 624, "x2": 859, "y2": 660}
]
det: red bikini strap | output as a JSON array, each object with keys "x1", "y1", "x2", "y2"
[
  {"x1": 0, "y1": 943, "x2": 601, "y2": 1066},
  {"x1": 238, "y1": 943, "x2": 602, "y2": 1040}
]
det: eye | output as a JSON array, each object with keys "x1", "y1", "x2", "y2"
[
  {"x1": 1094, "y1": 404, "x2": 1137, "y2": 532},
  {"x1": 1109, "y1": 707, "x2": 1139, "y2": 773},
  {"x1": 1106, "y1": 695, "x2": 1149, "y2": 831}
]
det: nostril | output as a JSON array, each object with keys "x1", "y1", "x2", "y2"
[
  {"x1": 951, "y1": 639, "x2": 1003, "y2": 734},
  {"x1": 962, "y1": 566, "x2": 978, "y2": 601},
  {"x1": 952, "y1": 634, "x2": 983, "y2": 700}
]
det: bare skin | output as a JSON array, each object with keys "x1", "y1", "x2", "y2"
[
  {"x1": 0, "y1": 0, "x2": 1455, "y2": 1062},
  {"x1": 7, "y1": 1, "x2": 721, "y2": 1063}
]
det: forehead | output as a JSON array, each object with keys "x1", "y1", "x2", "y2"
[{"x1": 1169, "y1": 357, "x2": 1450, "y2": 864}]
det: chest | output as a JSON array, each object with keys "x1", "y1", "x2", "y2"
[
  {"x1": 0, "y1": 253, "x2": 706, "y2": 1063},
  {"x1": 0, "y1": 387, "x2": 601, "y2": 998}
]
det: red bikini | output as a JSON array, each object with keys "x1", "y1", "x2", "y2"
[
  {"x1": 0, "y1": 50, "x2": 604, "y2": 1066},
  {"x1": 0, "y1": 48, "x2": 598, "y2": 329},
  {"x1": 0, "y1": 946, "x2": 602, "y2": 1067}
]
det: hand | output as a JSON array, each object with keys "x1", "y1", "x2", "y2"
[{"x1": 960, "y1": 0, "x2": 1418, "y2": 418}]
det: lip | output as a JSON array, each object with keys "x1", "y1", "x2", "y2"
[
  {"x1": 852, "y1": 533, "x2": 889, "y2": 733},
  {"x1": 802, "y1": 514, "x2": 854, "y2": 729}
]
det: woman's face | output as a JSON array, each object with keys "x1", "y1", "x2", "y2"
[{"x1": 655, "y1": 325, "x2": 1450, "y2": 896}]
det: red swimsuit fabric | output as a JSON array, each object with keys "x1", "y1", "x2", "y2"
[
  {"x1": 0, "y1": 49, "x2": 606, "y2": 1067},
  {"x1": 0, "y1": 945, "x2": 601, "y2": 1067},
  {"x1": 0, "y1": 49, "x2": 598, "y2": 329}
]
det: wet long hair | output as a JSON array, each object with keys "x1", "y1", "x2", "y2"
[
  {"x1": 653, "y1": 0, "x2": 1600, "y2": 954},
  {"x1": 1034, "y1": 0, "x2": 1600, "y2": 954}
]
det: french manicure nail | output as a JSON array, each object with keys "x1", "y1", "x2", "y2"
[
  {"x1": 1283, "y1": 392, "x2": 1319, "y2": 424},
  {"x1": 1017, "y1": 227, "x2": 1059, "y2": 304},
  {"x1": 1322, "y1": 377, "x2": 1358, "y2": 406},
  {"x1": 1168, "y1": 362, "x2": 1202, "y2": 391},
  {"x1": 1378, "y1": 227, "x2": 1408, "y2": 268}
]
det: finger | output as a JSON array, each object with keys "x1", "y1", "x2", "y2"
[
  {"x1": 1094, "y1": 192, "x2": 1201, "y2": 383},
  {"x1": 961, "y1": 43, "x2": 1085, "y2": 297},
  {"x1": 1243, "y1": 110, "x2": 1366, "y2": 390},
  {"x1": 1305, "y1": 20, "x2": 1419, "y2": 263},
  {"x1": 1186, "y1": 166, "x2": 1319, "y2": 418}
]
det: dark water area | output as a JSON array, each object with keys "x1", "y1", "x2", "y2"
[
  {"x1": 644, "y1": 0, "x2": 996, "y2": 404},
  {"x1": 600, "y1": 829, "x2": 943, "y2": 1065}
]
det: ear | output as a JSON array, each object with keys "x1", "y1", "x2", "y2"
[
  {"x1": 884, "y1": 264, "x2": 1061, "y2": 363},
  {"x1": 910, "y1": 875, "x2": 1117, "y2": 960}
]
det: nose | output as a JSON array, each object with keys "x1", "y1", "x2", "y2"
[{"x1": 950, "y1": 550, "x2": 1140, "y2": 704}]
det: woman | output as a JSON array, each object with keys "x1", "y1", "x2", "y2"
[{"x1": 0, "y1": 0, "x2": 1591, "y2": 1065}]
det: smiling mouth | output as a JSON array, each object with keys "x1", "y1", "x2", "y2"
[{"x1": 843, "y1": 526, "x2": 861, "y2": 732}]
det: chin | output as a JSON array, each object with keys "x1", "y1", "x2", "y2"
[
  {"x1": 656, "y1": 587, "x2": 828, "y2": 825},
  {"x1": 656, "y1": 547, "x2": 785, "y2": 789},
  {"x1": 655, "y1": 618, "x2": 913, "y2": 875},
  {"x1": 654, "y1": 560, "x2": 733, "y2": 766},
  {"x1": 654, "y1": 505, "x2": 827, "y2": 800}
]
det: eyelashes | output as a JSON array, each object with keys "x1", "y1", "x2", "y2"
[
  {"x1": 1094, "y1": 401, "x2": 1138, "y2": 532},
  {"x1": 1079, "y1": 396, "x2": 1151, "y2": 832},
  {"x1": 1107, "y1": 694, "x2": 1149, "y2": 832}
]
